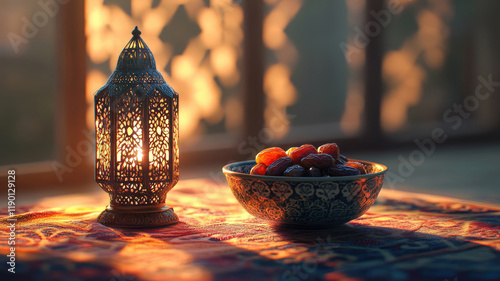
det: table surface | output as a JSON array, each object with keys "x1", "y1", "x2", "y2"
[{"x1": 1, "y1": 179, "x2": 500, "y2": 281}]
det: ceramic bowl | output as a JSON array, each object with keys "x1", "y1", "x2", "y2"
[{"x1": 223, "y1": 159, "x2": 388, "y2": 228}]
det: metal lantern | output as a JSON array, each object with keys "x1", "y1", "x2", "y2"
[{"x1": 94, "y1": 27, "x2": 179, "y2": 228}]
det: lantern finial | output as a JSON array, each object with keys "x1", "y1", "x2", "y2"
[{"x1": 132, "y1": 26, "x2": 141, "y2": 37}]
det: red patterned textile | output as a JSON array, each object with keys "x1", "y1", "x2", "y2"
[{"x1": 1, "y1": 179, "x2": 499, "y2": 281}]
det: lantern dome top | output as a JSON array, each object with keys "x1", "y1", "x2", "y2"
[
  {"x1": 100, "y1": 27, "x2": 176, "y2": 96},
  {"x1": 115, "y1": 26, "x2": 156, "y2": 71}
]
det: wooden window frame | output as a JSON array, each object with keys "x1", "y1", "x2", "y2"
[{"x1": 0, "y1": 1, "x2": 90, "y2": 190}]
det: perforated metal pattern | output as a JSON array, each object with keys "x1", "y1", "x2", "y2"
[{"x1": 95, "y1": 27, "x2": 179, "y2": 207}]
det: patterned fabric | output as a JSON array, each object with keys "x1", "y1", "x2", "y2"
[{"x1": 1, "y1": 179, "x2": 499, "y2": 281}]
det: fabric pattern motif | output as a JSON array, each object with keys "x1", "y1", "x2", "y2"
[{"x1": 1, "y1": 179, "x2": 499, "y2": 281}]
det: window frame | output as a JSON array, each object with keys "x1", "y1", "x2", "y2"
[{"x1": 0, "y1": 1, "x2": 91, "y2": 190}]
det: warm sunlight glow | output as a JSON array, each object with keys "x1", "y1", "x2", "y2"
[
  {"x1": 198, "y1": 8, "x2": 222, "y2": 48},
  {"x1": 340, "y1": 0, "x2": 367, "y2": 136},
  {"x1": 86, "y1": 0, "x2": 244, "y2": 144},
  {"x1": 172, "y1": 55, "x2": 197, "y2": 80},
  {"x1": 341, "y1": 81, "x2": 364, "y2": 135},
  {"x1": 263, "y1": 0, "x2": 302, "y2": 50},
  {"x1": 264, "y1": 64, "x2": 296, "y2": 107},
  {"x1": 263, "y1": 0, "x2": 303, "y2": 138},
  {"x1": 211, "y1": 45, "x2": 237, "y2": 79},
  {"x1": 381, "y1": 2, "x2": 451, "y2": 132}
]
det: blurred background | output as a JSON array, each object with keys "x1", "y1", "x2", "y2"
[{"x1": 1, "y1": 0, "x2": 499, "y2": 203}]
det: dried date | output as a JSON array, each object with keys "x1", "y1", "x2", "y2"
[
  {"x1": 266, "y1": 157, "x2": 293, "y2": 176},
  {"x1": 286, "y1": 147, "x2": 298, "y2": 157},
  {"x1": 300, "y1": 153, "x2": 334, "y2": 169},
  {"x1": 327, "y1": 164, "x2": 360, "y2": 177},
  {"x1": 249, "y1": 143, "x2": 364, "y2": 178},
  {"x1": 317, "y1": 143, "x2": 340, "y2": 161},
  {"x1": 283, "y1": 165, "x2": 306, "y2": 177},
  {"x1": 339, "y1": 154, "x2": 348, "y2": 163},
  {"x1": 250, "y1": 163, "x2": 267, "y2": 175},
  {"x1": 290, "y1": 144, "x2": 317, "y2": 164},
  {"x1": 345, "y1": 162, "x2": 366, "y2": 174},
  {"x1": 336, "y1": 156, "x2": 347, "y2": 165},
  {"x1": 306, "y1": 167, "x2": 322, "y2": 177},
  {"x1": 256, "y1": 147, "x2": 287, "y2": 166}
]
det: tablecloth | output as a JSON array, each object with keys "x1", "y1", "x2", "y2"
[{"x1": 1, "y1": 179, "x2": 499, "y2": 281}]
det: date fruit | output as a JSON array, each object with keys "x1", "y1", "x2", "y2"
[
  {"x1": 317, "y1": 143, "x2": 340, "y2": 161},
  {"x1": 306, "y1": 167, "x2": 322, "y2": 177},
  {"x1": 327, "y1": 164, "x2": 360, "y2": 177},
  {"x1": 345, "y1": 162, "x2": 366, "y2": 174},
  {"x1": 286, "y1": 147, "x2": 298, "y2": 157},
  {"x1": 336, "y1": 156, "x2": 346, "y2": 165},
  {"x1": 283, "y1": 165, "x2": 306, "y2": 177},
  {"x1": 290, "y1": 144, "x2": 317, "y2": 164},
  {"x1": 256, "y1": 147, "x2": 287, "y2": 166},
  {"x1": 338, "y1": 154, "x2": 348, "y2": 164},
  {"x1": 300, "y1": 153, "x2": 334, "y2": 169},
  {"x1": 250, "y1": 143, "x2": 371, "y2": 178},
  {"x1": 250, "y1": 163, "x2": 267, "y2": 175},
  {"x1": 266, "y1": 157, "x2": 293, "y2": 176}
]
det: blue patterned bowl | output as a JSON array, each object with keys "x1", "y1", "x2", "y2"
[{"x1": 223, "y1": 160, "x2": 388, "y2": 228}]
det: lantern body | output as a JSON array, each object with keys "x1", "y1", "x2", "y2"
[{"x1": 94, "y1": 27, "x2": 179, "y2": 228}]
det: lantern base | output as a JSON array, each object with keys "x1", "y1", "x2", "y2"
[{"x1": 97, "y1": 204, "x2": 178, "y2": 228}]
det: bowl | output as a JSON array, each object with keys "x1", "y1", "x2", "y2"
[{"x1": 223, "y1": 159, "x2": 388, "y2": 228}]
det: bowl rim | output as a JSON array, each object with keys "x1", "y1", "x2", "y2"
[{"x1": 222, "y1": 159, "x2": 388, "y2": 181}]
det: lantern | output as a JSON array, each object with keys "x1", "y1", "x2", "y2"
[{"x1": 94, "y1": 27, "x2": 179, "y2": 228}]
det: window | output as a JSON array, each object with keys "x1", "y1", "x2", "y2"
[
  {"x1": 0, "y1": 1, "x2": 88, "y2": 188},
  {"x1": 381, "y1": 0, "x2": 500, "y2": 139},
  {"x1": 85, "y1": 0, "x2": 244, "y2": 150},
  {"x1": 2, "y1": 0, "x2": 499, "y2": 190},
  {"x1": 0, "y1": 0, "x2": 58, "y2": 166},
  {"x1": 263, "y1": 0, "x2": 352, "y2": 143}
]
